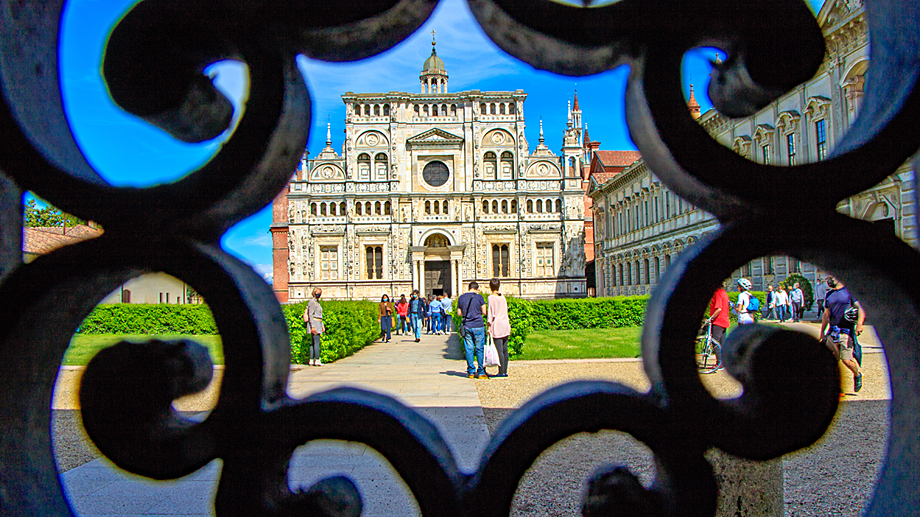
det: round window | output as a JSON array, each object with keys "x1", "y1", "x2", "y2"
[{"x1": 423, "y1": 161, "x2": 449, "y2": 187}]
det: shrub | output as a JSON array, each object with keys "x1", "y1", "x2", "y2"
[
  {"x1": 703, "y1": 291, "x2": 766, "y2": 324},
  {"x1": 78, "y1": 304, "x2": 218, "y2": 334},
  {"x1": 781, "y1": 274, "x2": 814, "y2": 311},
  {"x1": 452, "y1": 295, "x2": 648, "y2": 357},
  {"x1": 283, "y1": 300, "x2": 379, "y2": 364}
]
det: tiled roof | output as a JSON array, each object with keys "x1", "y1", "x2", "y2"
[
  {"x1": 592, "y1": 172, "x2": 619, "y2": 184},
  {"x1": 595, "y1": 150, "x2": 641, "y2": 167},
  {"x1": 23, "y1": 225, "x2": 103, "y2": 255}
]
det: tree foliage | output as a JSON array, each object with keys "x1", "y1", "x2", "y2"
[{"x1": 23, "y1": 198, "x2": 85, "y2": 227}]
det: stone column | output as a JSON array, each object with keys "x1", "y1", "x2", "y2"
[
  {"x1": 456, "y1": 257, "x2": 463, "y2": 296},
  {"x1": 420, "y1": 260, "x2": 426, "y2": 296}
]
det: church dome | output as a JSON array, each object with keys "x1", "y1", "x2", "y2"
[{"x1": 422, "y1": 49, "x2": 445, "y2": 73}]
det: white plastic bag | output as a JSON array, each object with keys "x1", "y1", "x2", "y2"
[{"x1": 484, "y1": 336, "x2": 500, "y2": 367}]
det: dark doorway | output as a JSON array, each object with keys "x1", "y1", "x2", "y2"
[{"x1": 425, "y1": 260, "x2": 451, "y2": 297}]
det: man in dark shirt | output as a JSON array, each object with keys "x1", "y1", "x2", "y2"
[
  {"x1": 820, "y1": 276, "x2": 865, "y2": 393},
  {"x1": 457, "y1": 281, "x2": 488, "y2": 379}
]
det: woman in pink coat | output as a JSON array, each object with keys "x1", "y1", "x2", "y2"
[{"x1": 487, "y1": 278, "x2": 511, "y2": 378}]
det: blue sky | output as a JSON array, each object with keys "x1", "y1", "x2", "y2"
[{"x1": 56, "y1": 0, "x2": 825, "y2": 283}]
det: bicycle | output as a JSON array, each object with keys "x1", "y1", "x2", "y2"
[{"x1": 696, "y1": 319, "x2": 722, "y2": 374}]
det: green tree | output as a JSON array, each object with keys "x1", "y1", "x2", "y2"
[{"x1": 23, "y1": 198, "x2": 85, "y2": 227}]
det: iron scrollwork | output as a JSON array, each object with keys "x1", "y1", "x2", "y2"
[{"x1": 0, "y1": 0, "x2": 918, "y2": 515}]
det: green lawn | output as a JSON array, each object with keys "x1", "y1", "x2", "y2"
[
  {"x1": 65, "y1": 334, "x2": 223, "y2": 366},
  {"x1": 513, "y1": 327, "x2": 643, "y2": 361}
]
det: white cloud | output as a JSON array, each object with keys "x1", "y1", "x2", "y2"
[{"x1": 252, "y1": 263, "x2": 273, "y2": 284}]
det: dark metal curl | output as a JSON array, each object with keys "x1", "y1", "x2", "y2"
[{"x1": 470, "y1": 381, "x2": 717, "y2": 517}]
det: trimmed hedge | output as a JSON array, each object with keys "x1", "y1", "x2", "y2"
[
  {"x1": 78, "y1": 304, "x2": 218, "y2": 335},
  {"x1": 453, "y1": 295, "x2": 648, "y2": 356},
  {"x1": 283, "y1": 300, "x2": 379, "y2": 364}
]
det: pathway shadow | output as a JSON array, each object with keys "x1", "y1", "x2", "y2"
[{"x1": 442, "y1": 333, "x2": 465, "y2": 360}]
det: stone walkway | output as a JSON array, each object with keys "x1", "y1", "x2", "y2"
[{"x1": 59, "y1": 330, "x2": 489, "y2": 517}]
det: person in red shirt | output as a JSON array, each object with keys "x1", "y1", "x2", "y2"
[{"x1": 707, "y1": 286, "x2": 731, "y2": 369}]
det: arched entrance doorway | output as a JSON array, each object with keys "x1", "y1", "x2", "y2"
[
  {"x1": 423, "y1": 234, "x2": 452, "y2": 296},
  {"x1": 410, "y1": 232, "x2": 466, "y2": 298}
]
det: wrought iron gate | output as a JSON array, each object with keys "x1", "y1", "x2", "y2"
[{"x1": 1, "y1": 0, "x2": 919, "y2": 515}]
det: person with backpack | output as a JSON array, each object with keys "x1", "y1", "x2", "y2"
[
  {"x1": 736, "y1": 278, "x2": 756, "y2": 325},
  {"x1": 820, "y1": 276, "x2": 864, "y2": 393}
]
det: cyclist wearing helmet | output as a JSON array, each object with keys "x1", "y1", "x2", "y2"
[
  {"x1": 736, "y1": 278, "x2": 755, "y2": 325},
  {"x1": 820, "y1": 276, "x2": 864, "y2": 393}
]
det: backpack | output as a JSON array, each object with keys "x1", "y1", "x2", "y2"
[{"x1": 746, "y1": 295, "x2": 760, "y2": 312}]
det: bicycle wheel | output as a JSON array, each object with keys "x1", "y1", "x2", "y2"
[{"x1": 697, "y1": 339, "x2": 721, "y2": 373}]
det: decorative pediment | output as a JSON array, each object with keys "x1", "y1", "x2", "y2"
[
  {"x1": 732, "y1": 135, "x2": 752, "y2": 157},
  {"x1": 481, "y1": 129, "x2": 515, "y2": 147},
  {"x1": 310, "y1": 164, "x2": 345, "y2": 181},
  {"x1": 356, "y1": 130, "x2": 389, "y2": 148},
  {"x1": 803, "y1": 96, "x2": 832, "y2": 118},
  {"x1": 526, "y1": 160, "x2": 561, "y2": 179},
  {"x1": 776, "y1": 110, "x2": 801, "y2": 133},
  {"x1": 753, "y1": 124, "x2": 775, "y2": 144},
  {"x1": 406, "y1": 128, "x2": 464, "y2": 148}
]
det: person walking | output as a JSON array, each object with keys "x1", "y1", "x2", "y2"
[
  {"x1": 820, "y1": 276, "x2": 865, "y2": 393},
  {"x1": 431, "y1": 294, "x2": 444, "y2": 335},
  {"x1": 303, "y1": 288, "x2": 324, "y2": 366},
  {"x1": 425, "y1": 294, "x2": 435, "y2": 334},
  {"x1": 487, "y1": 278, "x2": 511, "y2": 378},
  {"x1": 379, "y1": 294, "x2": 393, "y2": 343},
  {"x1": 457, "y1": 281, "x2": 488, "y2": 379},
  {"x1": 409, "y1": 289, "x2": 424, "y2": 342},
  {"x1": 763, "y1": 285, "x2": 775, "y2": 321},
  {"x1": 736, "y1": 278, "x2": 755, "y2": 325},
  {"x1": 396, "y1": 295, "x2": 409, "y2": 336},
  {"x1": 815, "y1": 276, "x2": 828, "y2": 318},
  {"x1": 707, "y1": 285, "x2": 730, "y2": 369},
  {"x1": 790, "y1": 282, "x2": 804, "y2": 322},
  {"x1": 774, "y1": 286, "x2": 789, "y2": 322},
  {"x1": 441, "y1": 293, "x2": 453, "y2": 334}
]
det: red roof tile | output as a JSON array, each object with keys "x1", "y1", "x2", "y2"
[{"x1": 594, "y1": 150, "x2": 641, "y2": 167}]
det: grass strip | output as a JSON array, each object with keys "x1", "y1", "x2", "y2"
[
  {"x1": 513, "y1": 327, "x2": 642, "y2": 361},
  {"x1": 65, "y1": 334, "x2": 224, "y2": 366}
]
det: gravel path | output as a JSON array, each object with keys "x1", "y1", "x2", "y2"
[{"x1": 475, "y1": 352, "x2": 890, "y2": 517}]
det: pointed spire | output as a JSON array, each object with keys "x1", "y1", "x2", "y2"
[
  {"x1": 687, "y1": 84, "x2": 701, "y2": 120},
  {"x1": 584, "y1": 123, "x2": 590, "y2": 144},
  {"x1": 539, "y1": 118, "x2": 545, "y2": 144},
  {"x1": 567, "y1": 100, "x2": 572, "y2": 127},
  {"x1": 326, "y1": 120, "x2": 332, "y2": 146},
  {"x1": 573, "y1": 89, "x2": 580, "y2": 111}
]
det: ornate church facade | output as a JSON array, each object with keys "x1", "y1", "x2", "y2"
[
  {"x1": 271, "y1": 40, "x2": 588, "y2": 302},
  {"x1": 589, "y1": 0, "x2": 916, "y2": 302}
]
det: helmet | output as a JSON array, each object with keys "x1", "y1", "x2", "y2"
[
  {"x1": 737, "y1": 278, "x2": 752, "y2": 291},
  {"x1": 844, "y1": 306, "x2": 859, "y2": 323}
]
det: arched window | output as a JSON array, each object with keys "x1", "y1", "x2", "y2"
[
  {"x1": 441, "y1": 104, "x2": 447, "y2": 116},
  {"x1": 425, "y1": 201, "x2": 431, "y2": 214},
  {"x1": 434, "y1": 201, "x2": 440, "y2": 215},
  {"x1": 357, "y1": 153, "x2": 371, "y2": 179},
  {"x1": 490, "y1": 103, "x2": 497, "y2": 114},
  {"x1": 365, "y1": 246, "x2": 383, "y2": 280},
  {"x1": 321, "y1": 203, "x2": 329, "y2": 216},
  {"x1": 501, "y1": 200, "x2": 508, "y2": 213},
  {"x1": 492, "y1": 200, "x2": 499, "y2": 213},
  {"x1": 374, "y1": 105, "x2": 380, "y2": 116},
  {"x1": 500, "y1": 151, "x2": 513, "y2": 179},
  {"x1": 492, "y1": 244, "x2": 510, "y2": 277},
  {"x1": 644, "y1": 259, "x2": 650, "y2": 285},
  {"x1": 340, "y1": 202, "x2": 346, "y2": 215},
  {"x1": 480, "y1": 103, "x2": 486, "y2": 115},
  {"x1": 482, "y1": 200, "x2": 489, "y2": 213},
  {"x1": 330, "y1": 203, "x2": 337, "y2": 216},
  {"x1": 653, "y1": 257, "x2": 660, "y2": 284},
  {"x1": 484, "y1": 151, "x2": 497, "y2": 178},
  {"x1": 423, "y1": 104, "x2": 429, "y2": 116},
  {"x1": 536, "y1": 199, "x2": 544, "y2": 213},
  {"x1": 414, "y1": 105, "x2": 420, "y2": 115},
  {"x1": 527, "y1": 200, "x2": 533, "y2": 213},
  {"x1": 443, "y1": 200, "x2": 449, "y2": 213},
  {"x1": 375, "y1": 201, "x2": 382, "y2": 215},
  {"x1": 365, "y1": 202, "x2": 371, "y2": 215},
  {"x1": 511, "y1": 200, "x2": 517, "y2": 213},
  {"x1": 499, "y1": 103, "x2": 506, "y2": 115},
  {"x1": 375, "y1": 153, "x2": 388, "y2": 181},
  {"x1": 355, "y1": 203, "x2": 362, "y2": 215},
  {"x1": 555, "y1": 199, "x2": 562, "y2": 213},
  {"x1": 451, "y1": 105, "x2": 457, "y2": 115},
  {"x1": 383, "y1": 104, "x2": 390, "y2": 116},
  {"x1": 627, "y1": 262, "x2": 632, "y2": 285},
  {"x1": 384, "y1": 201, "x2": 391, "y2": 215},
  {"x1": 509, "y1": 103, "x2": 516, "y2": 115},
  {"x1": 311, "y1": 203, "x2": 317, "y2": 216}
]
